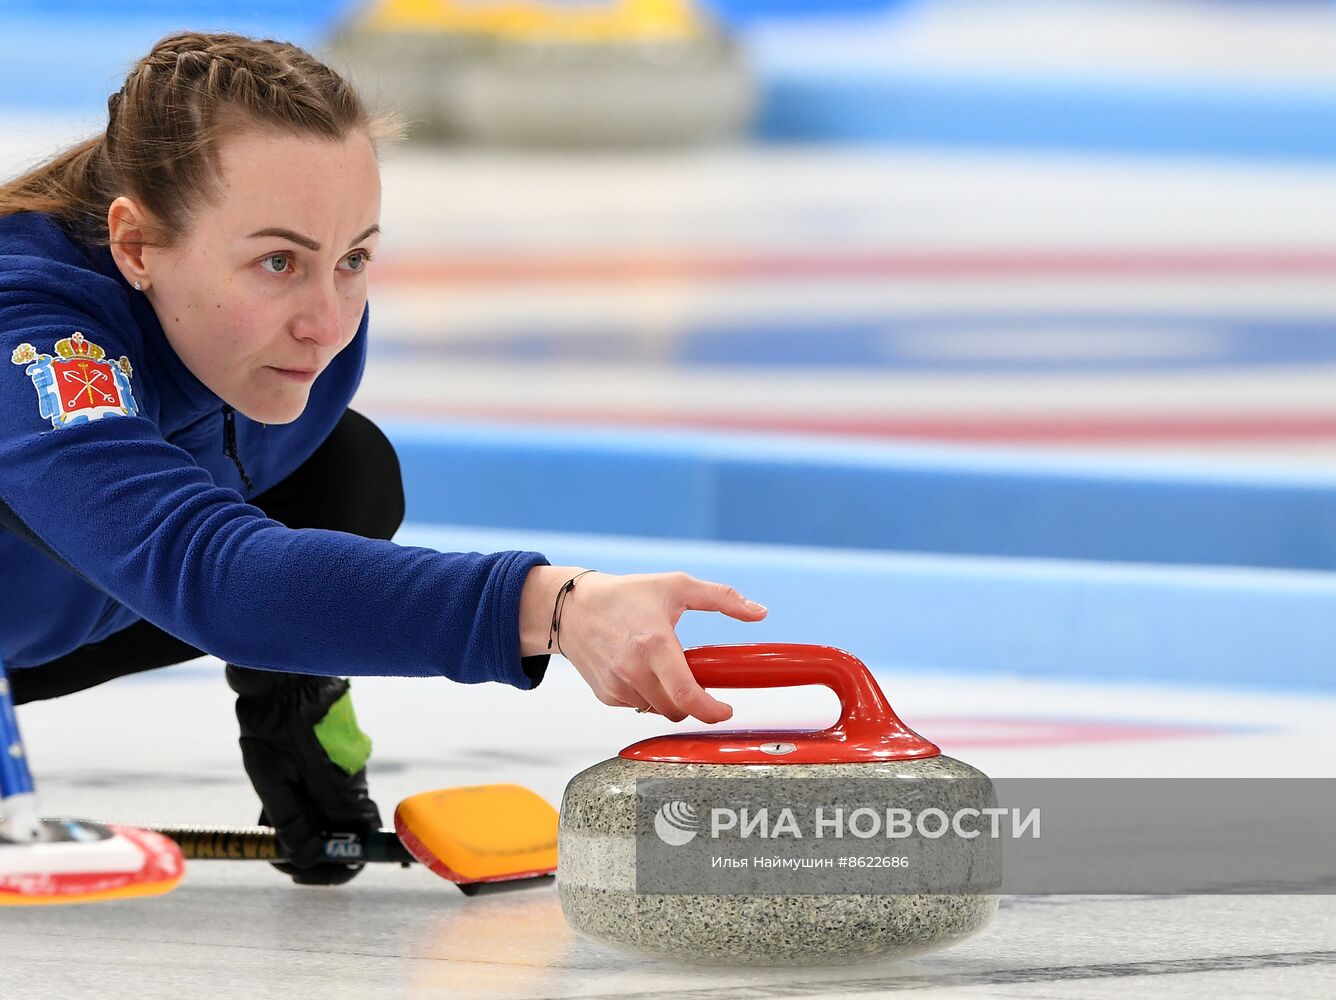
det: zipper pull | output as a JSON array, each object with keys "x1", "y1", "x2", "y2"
[{"x1": 221, "y1": 404, "x2": 254, "y2": 493}]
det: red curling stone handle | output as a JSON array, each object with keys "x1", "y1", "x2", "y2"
[
  {"x1": 619, "y1": 643, "x2": 941, "y2": 765},
  {"x1": 688, "y1": 643, "x2": 899, "y2": 736}
]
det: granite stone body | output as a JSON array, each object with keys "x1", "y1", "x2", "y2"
[
  {"x1": 325, "y1": 26, "x2": 755, "y2": 147},
  {"x1": 558, "y1": 754, "x2": 999, "y2": 966}
]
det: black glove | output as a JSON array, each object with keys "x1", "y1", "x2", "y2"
[{"x1": 225, "y1": 665, "x2": 381, "y2": 886}]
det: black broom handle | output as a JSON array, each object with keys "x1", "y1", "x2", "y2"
[{"x1": 138, "y1": 824, "x2": 416, "y2": 865}]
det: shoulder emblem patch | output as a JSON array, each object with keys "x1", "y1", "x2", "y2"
[{"x1": 11, "y1": 332, "x2": 139, "y2": 429}]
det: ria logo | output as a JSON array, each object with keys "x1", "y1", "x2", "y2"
[{"x1": 653, "y1": 800, "x2": 700, "y2": 846}]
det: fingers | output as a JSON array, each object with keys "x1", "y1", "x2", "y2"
[
  {"x1": 602, "y1": 639, "x2": 693, "y2": 722},
  {"x1": 595, "y1": 674, "x2": 650, "y2": 711},
  {"x1": 647, "y1": 638, "x2": 733, "y2": 725},
  {"x1": 607, "y1": 636, "x2": 730, "y2": 724},
  {"x1": 626, "y1": 665, "x2": 681, "y2": 721},
  {"x1": 564, "y1": 571, "x2": 759, "y2": 724},
  {"x1": 679, "y1": 575, "x2": 767, "y2": 622},
  {"x1": 653, "y1": 575, "x2": 758, "y2": 720}
]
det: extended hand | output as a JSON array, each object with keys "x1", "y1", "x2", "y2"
[{"x1": 525, "y1": 569, "x2": 767, "y2": 724}]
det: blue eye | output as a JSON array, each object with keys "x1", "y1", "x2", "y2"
[
  {"x1": 339, "y1": 250, "x2": 372, "y2": 272},
  {"x1": 261, "y1": 253, "x2": 292, "y2": 274}
]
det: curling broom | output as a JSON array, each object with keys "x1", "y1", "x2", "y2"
[{"x1": 141, "y1": 783, "x2": 558, "y2": 896}]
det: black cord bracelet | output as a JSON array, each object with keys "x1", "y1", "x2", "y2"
[{"x1": 548, "y1": 570, "x2": 597, "y2": 656}]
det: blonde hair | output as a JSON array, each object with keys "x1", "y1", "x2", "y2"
[{"x1": 0, "y1": 31, "x2": 400, "y2": 245}]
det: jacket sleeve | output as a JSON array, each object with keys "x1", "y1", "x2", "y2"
[{"x1": 0, "y1": 283, "x2": 549, "y2": 688}]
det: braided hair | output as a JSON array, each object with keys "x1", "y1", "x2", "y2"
[{"x1": 0, "y1": 31, "x2": 400, "y2": 246}]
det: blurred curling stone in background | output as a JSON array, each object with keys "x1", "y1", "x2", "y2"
[{"x1": 325, "y1": 0, "x2": 756, "y2": 146}]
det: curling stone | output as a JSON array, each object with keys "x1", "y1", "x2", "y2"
[
  {"x1": 322, "y1": 19, "x2": 488, "y2": 140},
  {"x1": 324, "y1": 0, "x2": 755, "y2": 147},
  {"x1": 445, "y1": 31, "x2": 755, "y2": 148},
  {"x1": 558, "y1": 644, "x2": 998, "y2": 965}
]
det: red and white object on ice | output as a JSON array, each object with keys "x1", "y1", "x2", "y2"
[{"x1": 0, "y1": 819, "x2": 185, "y2": 905}]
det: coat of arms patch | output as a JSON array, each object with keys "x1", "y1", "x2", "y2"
[{"x1": 11, "y1": 332, "x2": 138, "y2": 428}]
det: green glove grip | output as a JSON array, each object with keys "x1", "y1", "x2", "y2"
[{"x1": 313, "y1": 687, "x2": 373, "y2": 775}]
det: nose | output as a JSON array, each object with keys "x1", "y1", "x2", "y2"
[{"x1": 294, "y1": 279, "x2": 343, "y2": 348}]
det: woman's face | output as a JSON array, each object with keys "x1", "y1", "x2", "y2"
[{"x1": 138, "y1": 128, "x2": 382, "y2": 424}]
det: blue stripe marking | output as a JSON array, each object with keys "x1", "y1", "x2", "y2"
[
  {"x1": 385, "y1": 422, "x2": 1336, "y2": 572},
  {"x1": 371, "y1": 314, "x2": 1336, "y2": 373},
  {"x1": 753, "y1": 72, "x2": 1336, "y2": 161},
  {"x1": 400, "y1": 522, "x2": 1336, "y2": 692}
]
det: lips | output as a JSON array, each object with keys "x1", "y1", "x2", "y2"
[{"x1": 268, "y1": 366, "x2": 318, "y2": 382}]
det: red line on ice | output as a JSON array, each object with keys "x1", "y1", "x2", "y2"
[
  {"x1": 373, "y1": 249, "x2": 1336, "y2": 284},
  {"x1": 913, "y1": 717, "x2": 1230, "y2": 748}
]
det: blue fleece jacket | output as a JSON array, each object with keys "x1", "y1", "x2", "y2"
[{"x1": 0, "y1": 212, "x2": 549, "y2": 687}]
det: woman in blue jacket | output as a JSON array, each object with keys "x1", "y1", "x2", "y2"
[{"x1": 0, "y1": 30, "x2": 766, "y2": 885}]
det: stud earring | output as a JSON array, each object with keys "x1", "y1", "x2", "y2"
[{"x1": 133, "y1": 280, "x2": 143, "y2": 291}]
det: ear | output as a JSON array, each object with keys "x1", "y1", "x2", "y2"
[{"x1": 106, "y1": 196, "x2": 156, "y2": 291}]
